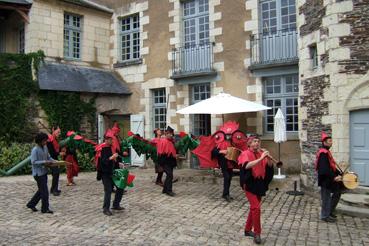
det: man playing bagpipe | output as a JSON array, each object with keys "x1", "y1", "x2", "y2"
[{"x1": 192, "y1": 121, "x2": 248, "y2": 202}]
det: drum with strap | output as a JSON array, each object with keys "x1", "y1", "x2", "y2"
[{"x1": 342, "y1": 172, "x2": 359, "y2": 190}]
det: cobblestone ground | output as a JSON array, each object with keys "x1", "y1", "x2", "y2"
[{"x1": 0, "y1": 169, "x2": 368, "y2": 246}]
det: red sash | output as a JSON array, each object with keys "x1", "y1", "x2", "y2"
[
  {"x1": 315, "y1": 148, "x2": 337, "y2": 172},
  {"x1": 238, "y1": 149, "x2": 268, "y2": 179}
]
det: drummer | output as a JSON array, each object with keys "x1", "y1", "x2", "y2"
[{"x1": 315, "y1": 131, "x2": 342, "y2": 223}]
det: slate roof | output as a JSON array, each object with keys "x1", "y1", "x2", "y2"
[{"x1": 38, "y1": 62, "x2": 131, "y2": 95}]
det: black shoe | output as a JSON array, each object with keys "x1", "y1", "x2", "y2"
[
  {"x1": 164, "y1": 191, "x2": 176, "y2": 197},
  {"x1": 41, "y1": 209, "x2": 54, "y2": 214},
  {"x1": 322, "y1": 217, "x2": 336, "y2": 223},
  {"x1": 244, "y1": 231, "x2": 255, "y2": 237},
  {"x1": 254, "y1": 235, "x2": 262, "y2": 244},
  {"x1": 330, "y1": 213, "x2": 337, "y2": 218},
  {"x1": 222, "y1": 195, "x2": 231, "y2": 202},
  {"x1": 103, "y1": 209, "x2": 112, "y2": 216},
  {"x1": 27, "y1": 205, "x2": 38, "y2": 212},
  {"x1": 51, "y1": 191, "x2": 60, "y2": 196},
  {"x1": 112, "y1": 206, "x2": 125, "y2": 211}
]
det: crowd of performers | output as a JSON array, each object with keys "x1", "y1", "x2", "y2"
[{"x1": 26, "y1": 120, "x2": 343, "y2": 244}]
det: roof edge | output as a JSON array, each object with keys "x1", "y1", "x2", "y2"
[{"x1": 60, "y1": 0, "x2": 113, "y2": 14}]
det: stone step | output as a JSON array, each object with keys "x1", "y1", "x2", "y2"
[
  {"x1": 349, "y1": 185, "x2": 369, "y2": 195},
  {"x1": 336, "y1": 203, "x2": 369, "y2": 218},
  {"x1": 340, "y1": 193, "x2": 369, "y2": 208}
]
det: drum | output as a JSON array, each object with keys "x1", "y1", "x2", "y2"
[
  {"x1": 225, "y1": 147, "x2": 241, "y2": 162},
  {"x1": 342, "y1": 172, "x2": 359, "y2": 190}
]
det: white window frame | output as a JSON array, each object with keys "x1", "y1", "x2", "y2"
[
  {"x1": 152, "y1": 88, "x2": 167, "y2": 131},
  {"x1": 191, "y1": 83, "x2": 211, "y2": 136},
  {"x1": 64, "y1": 13, "x2": 82, "y2": 60},
  {"x1": 119, "y1": 14, "x2": 140, "y2": 62},
  {"x1": 182, "y1": 0, "x2": 209, "y2": 47},
  {"x1": 309, "y1": 44, "x2": 318, "y2": 69},
  {"x1": 263, "y1": 74, "x2": 299, "y2": 133},
  {"x1": 260, "y1": 0, "x2": 296, "y2": 33}
]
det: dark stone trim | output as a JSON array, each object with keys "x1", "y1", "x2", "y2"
[
  {"x1": 249, "y1": 59, "x2": 298, "y2": 71},
  {"x1": 113, "y1": 58, "x2": 143, "y2": 68},
  {"x1": 171, "y1": 70, "x2": 217, "y2": 80}
]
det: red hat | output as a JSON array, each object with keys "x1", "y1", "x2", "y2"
[
  {"x1": 112, "y1": 122, "x2": 120, "y2": 135},
  {"x1": 66, "y1": 131, "x2": 76, "y2": 137},
  {"x1": 104, "y1": 129, "x2": 115, "y2": 139},
  {"x1": 321, "y1": 131, "x2": 331, "y2": 142}
]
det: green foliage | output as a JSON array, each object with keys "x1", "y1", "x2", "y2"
[
  {"x1": 0, "y1": 51, "x2": 44, "y2": 142},
  {"x1": 76, "y1": 151, "x2": 95, "y2": 172},
  {"x1": 175, "y1": 134, "x2": 199, "y2": 155},
  {"x1": 0, "y1": 141, "x2": 33, "y2": 175},
  {"x1": 38, "y1": 91, "x2": 96, "y2": 137}
]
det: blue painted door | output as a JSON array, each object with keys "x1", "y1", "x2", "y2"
[{"x1": 350, "y1": 109, "x2": 369, "y2": 186}]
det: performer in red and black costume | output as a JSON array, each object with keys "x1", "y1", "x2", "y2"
[
  {"x1": 151, "y1": 128, "x2": 164, "y2": 186},
  {"x1": 238, "y1": 136, "x2": 274, "y2": 245},
  {"x1": 95, "y1": 130, "x2": 124, "y2": 216},
  {"x1": 157, "y1": 126, "x2": 177, "y2": 196},
  {"x1": 47, "y1": 126, "x2": 61, "y2": 196},
  {"x1": 315, "y1": 131, "x2": 342, "y2": 223}
]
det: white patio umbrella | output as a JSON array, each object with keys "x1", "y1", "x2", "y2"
[
  {"x1": 176, "y1": 92, "x2": 270, "y2": 115},
  {"x1": 273, "y1": 108, "x2": 287, "y2": 179}
]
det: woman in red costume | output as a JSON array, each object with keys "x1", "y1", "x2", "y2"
[{"x1": 238, "y1": 136, "x2": 274, "y2": 244}]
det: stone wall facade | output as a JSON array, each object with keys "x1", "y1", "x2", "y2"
[{"x1": 298, "y1": 0, "x2": 369, "y2": 188}]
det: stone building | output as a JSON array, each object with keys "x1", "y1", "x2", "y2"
[
  {"x1": 298, "y1": 0, "x2": 369, "y2": 187},
  {"x1": 1, "y1": 0, "x2": 304, "y2": 171}
]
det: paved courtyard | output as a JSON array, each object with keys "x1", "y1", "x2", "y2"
[{"x1": 0, "y1": 169, "x2": 368, "y2": 246}]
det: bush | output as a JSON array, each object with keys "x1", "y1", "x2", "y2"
[
  {"x1": 0, "y1": 142, "x2": 96, "y2": 176},
  {"x1": 77, "y1": 151, "x2": 96, "y2": 172},
  {"x1": 0, "y1": 141, "x2": 33, "y2": 175}
]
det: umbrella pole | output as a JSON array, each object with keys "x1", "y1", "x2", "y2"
[{"x1": 278, "y1": 143, "x2": 281, "y2": 176}]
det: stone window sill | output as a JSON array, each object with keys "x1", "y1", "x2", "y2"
[{"x1": 113, "y1": 58, "x2": 143, "y2": 68}]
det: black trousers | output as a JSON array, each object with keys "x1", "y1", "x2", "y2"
[
  {"x1": 220, "y1": 162, "x2": 233, "y2": 197},
  {"x1": 102, "y1": 175, "x2": 123, "y2": 210},
  {"x1": 27, "y1": 174, "x2": 49, "y2": 212},
  {"x1": 50, "y1": 166, "x2": 60, "y2": 192},
  {"x1": 162, "y1": 163, "x2": 174, "y2": 193}
]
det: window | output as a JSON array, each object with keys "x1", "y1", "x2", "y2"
[
  {"x1": 309, "y1": 44, "x2": 318, "y2": 69},
  {"x1": 18, "y1": 25, "x2": 25, "y2": 54},
  {"x1": 119, "y1": 14, "x2": 140, "y2": 61},
  {"x1": 261, "y1": 0, "x2": 296, "y2": 33},
  {"x1": 183, "y1": 0, "x2": 209, "y2": 46},
  {"x1": 64, "y1": 13, "x2": 82, "y2": 59},
  {"x1": 152, "y1": 88, "x2": 167, "y2": 131},
  {"x1": 0, "y1": 26, "x2": 5, "y2": 53},
  {"x1": 191, "y1": 83, "x2": 211, "y2": 136},
  {"x1": 264, "y1": 74, "x2": 298, "y2": 132}
]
